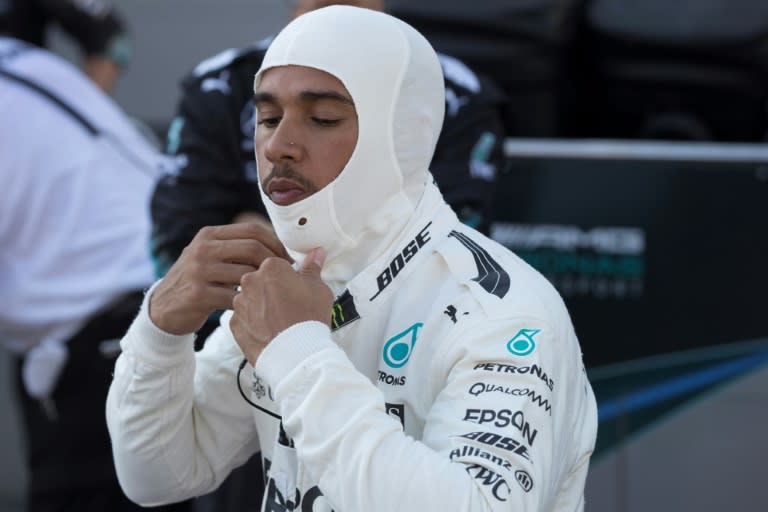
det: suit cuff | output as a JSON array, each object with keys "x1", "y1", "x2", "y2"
[
  {"x1": 253, "y1": 321, "x2": 334, "y2": 388},
  {"x1": 120, "y1": 280, "x2": 196, "y2": 367}
]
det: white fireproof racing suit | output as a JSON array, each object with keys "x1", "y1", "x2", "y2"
[{"x1": 106, "y1": 182, "x2": 598, "y2": 512}]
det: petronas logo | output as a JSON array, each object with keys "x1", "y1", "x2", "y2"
[
  {"x1": 383, "y1": 323, "x2": 424, "y2": 368},
  {"x1": 507, "y1": 329, "x2": 540, "y2": 356}
]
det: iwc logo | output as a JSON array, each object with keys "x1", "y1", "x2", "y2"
[
  {"x1": 382, "y1": 323, "x2": 423, "y2": 368},
  {"x1": 506, "y1": 329, "x2": 540, "y2": 356}
]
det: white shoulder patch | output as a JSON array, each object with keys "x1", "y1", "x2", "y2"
[
  {"x1": 437, "y1": 53, "x2": 480, "y2": 93},
  {"x1": 192, "y1": 37, "x2": 273, "y2": 78},
  {"x1": 71, "y1": 0, "x2": 110, "y2": 17},
  {"x1": 193, "y1": 48, "x2": 239, "y2": 77},
  {"x1": 251, "y1": 36, "x2": 274, "y2": 51}
]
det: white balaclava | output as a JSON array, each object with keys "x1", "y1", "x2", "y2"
[{"x1": 254, "y1": 5, "x2": 445, "y2": 291}]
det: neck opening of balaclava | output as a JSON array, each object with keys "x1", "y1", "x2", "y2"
[{"x1": 254, "y1": 5, "x2": 445, "y2": 294}]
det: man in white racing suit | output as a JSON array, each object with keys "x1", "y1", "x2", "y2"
[{"x1": 106, "y1": 6, "x2": 597, "y2": 512}]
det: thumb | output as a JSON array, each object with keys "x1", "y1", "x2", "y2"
[{"x1": 297, "y1": 247, "x2": 326, "y2": 277}]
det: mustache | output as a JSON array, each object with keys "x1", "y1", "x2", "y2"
[{"x1": 261, "y1": 164, "x2": 318, "y2": 194}]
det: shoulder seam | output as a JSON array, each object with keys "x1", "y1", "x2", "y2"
[
  {"x1": 191, "y1": 39, "x2": 270, "y2": 78},
  {"x1": 437, "y1": 52, "x2": 481, "y2": 93}
]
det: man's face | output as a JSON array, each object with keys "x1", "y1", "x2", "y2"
[
  {"x1": 255, "y1": 65, "x2": 358, "y2": 206},
  {"x1": 291, "y1": 0, "x2": 384, "y2": 17}
]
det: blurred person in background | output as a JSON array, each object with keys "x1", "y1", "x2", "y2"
[
  {"x1": 0, "y1": 37, "x2": 189, "y2": 512},
  {"x1": 0, "y1": 0, "x2": 131, "y2": 93}
]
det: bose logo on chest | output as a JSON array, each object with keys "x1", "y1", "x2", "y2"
[{"x1": 370, "y1": 222, "x2": 432, "y2": 300}]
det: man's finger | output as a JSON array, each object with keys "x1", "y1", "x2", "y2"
[
  {"x1": 297, "y1": 247, "x2": 326, "y2": 277},
  {"x1": 200, "y1": 284, "x2": 240, "y2": 312},
  {"x1": 211, "y1": 239, "x2": 289, "y2": 266},
  {"x1": 199, "y1": 223, "x2": 292, "y2": 262},
  {"x1": 205, "y1": 262, "x2": 257, "y2": 285}
]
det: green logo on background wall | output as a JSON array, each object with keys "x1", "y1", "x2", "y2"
[
  {"x1": 507, "y1": 329, "x2": 540, "y2": 356},
  {"x1": 383, "y1": 323, "x2": 423, "y2": 368}
]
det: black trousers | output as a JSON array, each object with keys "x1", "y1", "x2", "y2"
[{"x1": 13, "y1": 291, "x2": 193, "y2": 512}]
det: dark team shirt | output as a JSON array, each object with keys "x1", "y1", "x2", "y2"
[
  {"x1": 0, "y1": 0, "x2": 129, "y2": 62},
  {"x1": 151, "y1": 38, "x2": 506, "y2": 276}
]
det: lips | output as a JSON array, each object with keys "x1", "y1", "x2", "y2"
[{"x1": 266, "y1": 178, "x2": 307, "y2": 206}]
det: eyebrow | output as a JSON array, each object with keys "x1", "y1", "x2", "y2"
[{"x1": 253, "y1": 89, "x2": 354, "y2": 106}]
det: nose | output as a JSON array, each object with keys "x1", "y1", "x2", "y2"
[{"x1": 263, "y1": 119, "x2": 303, "y2": 164}]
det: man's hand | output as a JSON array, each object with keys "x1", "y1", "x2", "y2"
[
  {"x1": 230, "y1": 248, "x2": 334, "y2": 365},
  {"x1": 149, "y1": 222, "x2": 291, "y2": 335}
]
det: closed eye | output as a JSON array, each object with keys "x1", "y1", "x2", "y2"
[
  {"x1": 312, "y1": 117, "x2": 341, "y2": 127},
  {"x1": 257, "y1": 117, "x2": 281, "y2": 128}
]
